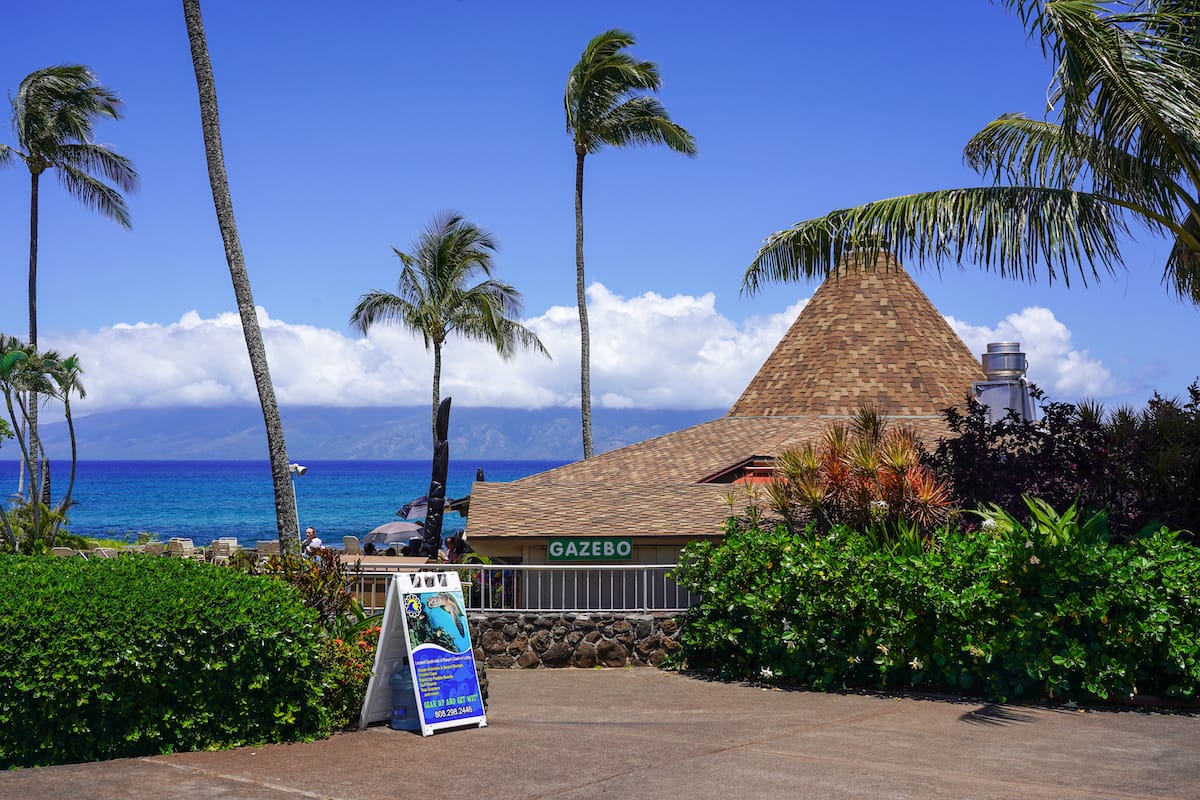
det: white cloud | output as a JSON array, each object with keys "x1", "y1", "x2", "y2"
[
  {"x1": 39, "y1": 293, "x2": 1125, "y2": 416},
  {"x1": 946, "y1": 307, "x2": 1126, "y2": 399},
  {"x1": 45, "y1": 285, "x2": 806, "y2": 415}
]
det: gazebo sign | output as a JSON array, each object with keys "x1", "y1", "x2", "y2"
[{"x1": 548, "y1": 537, "x2": 633, "y2": 561}]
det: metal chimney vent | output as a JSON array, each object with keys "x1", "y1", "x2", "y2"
[
  {"x1": 981, "y1": 342, "x2": 1027, "y2": 381},
  {"x1": 973, "y1": 342, "x2": 1036, "y2": 423}
]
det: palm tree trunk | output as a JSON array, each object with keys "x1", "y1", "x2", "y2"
[
  {"x1": 50, "y1": 394, "x2": 79, "y2": 546},
  {"x1": 575, "y1": 149, "x2": 594, "y2": 459},
  {"x1": 3, "y1": 389, "x2": 36, "y2": 553},
  {"x1": 184, "y1": 0, "x2": 298, "y2": 552},
  {"x1": 28, "y1": 171, "x2": 39, "y2": 351},
  {"x1": 431, "y1": 339, "x2": 442, "y2": 447},
  {"x1": 27, "y1": 169, "x2": 40, "y2": 539}
]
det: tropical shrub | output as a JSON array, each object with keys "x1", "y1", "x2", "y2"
[
  {"x1": 750, "y1": 407, "x2": 954, "y2": 542},
  {"x1": 234, "y1": 547, "x2": 360, "y2": 629},
  {"x1": 1104, "y1": 383, "x2": 1200, "y2": 536},
  {"x1": 0, "y1": 501, "x2": 67, "y2": 555},
  {"x1": 933, "y1": 384, "x2": 1200, "y2": 540},
  {"x1": 673, "y1": 501, "x2": 1200, "y2": 704},
  {"x1": 0, "y1": 555, "x2": 332, "y2": 768},
  {"x1": 231, "y1": 547, "x2": 377, "y2": 724},
  {"x1": 933, "y1": 392, "x2": 1115, "y2": 525}
]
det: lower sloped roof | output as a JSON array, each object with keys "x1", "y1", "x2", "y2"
[{"x1": 465, "y1": 414, "x2": 952, "y2": 541}]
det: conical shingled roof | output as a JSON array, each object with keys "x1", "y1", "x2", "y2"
[
  {"x1": 465, "y1": 251, "x2": 986, "y2": 547},
  {"x1": 729, "y1": 252, "x2": 985, "y2": 418}
]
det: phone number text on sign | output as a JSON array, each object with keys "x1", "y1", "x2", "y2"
[{"x1": 434, "y1": 706, "x2": 474, "y2": 719}]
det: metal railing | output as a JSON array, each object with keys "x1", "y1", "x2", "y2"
[{"x1": 348, "y1": 563, "x2": 698, "y2": 614}]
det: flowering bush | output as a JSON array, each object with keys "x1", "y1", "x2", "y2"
[{"x1": 321, "y1": 624, "x2": 381, "y2": 728}]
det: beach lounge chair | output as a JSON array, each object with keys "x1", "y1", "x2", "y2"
[
  {"x1": 143, "y1": 541, "x2": 166, "y2": 556},
  {"x1": 168, "y1": 538, "x2": 204, "y2": 561},
  {"x1": 90, "y1": 547, "x2": 118, "y2": 558},
  {"x1": 210, "y1": 539, "x2": 234, "y2": 566},
  {"x1": 50, "y1": 546, "x2": 77, "y2": 558},
  {"x1": 256, "y1": 540, "x2": 280, "y2": 565},
  {"x1": 343, "y1": 536, "x2": 363, "y2": 555}
]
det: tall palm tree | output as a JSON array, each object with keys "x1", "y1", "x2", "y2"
[
  {"x1": 565, "y1": 29, "x2": 697, "y2": 458},
  {"x1": 743, "y1": 1, "x2": 1200, "y2": 308},
  {"x1": 0, "y1": 64, "x2": 137, "y2": 498},
  {"x1": 184, "y1": 0, "x2": 298, "y2": 551},
  {"x1": 350, "y1": 212, "x2": 549, "y2": 445}
]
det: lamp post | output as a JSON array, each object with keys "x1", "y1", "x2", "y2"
[{"x1": 288, "y1": 462, "x2": 307, "y2": 548}]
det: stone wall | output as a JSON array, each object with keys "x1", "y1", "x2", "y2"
[{"x1": 469, "y1": 612, "x2": 683, "y2": 668}]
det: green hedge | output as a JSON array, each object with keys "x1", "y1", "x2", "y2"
[
  {"x1": 0, "y1": 555, "x2": 333, "y2": 768},
  {"x1": 673, "y1": 521, "x2": 1200, "y2": 703}
]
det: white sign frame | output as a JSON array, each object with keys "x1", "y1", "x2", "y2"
[{"x1": 358, "y1": 570, "x2": 487, "y2": 736}]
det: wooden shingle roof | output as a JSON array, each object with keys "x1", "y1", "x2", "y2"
[
  {"x1": 465, "y1": 254, "x2": 984, "y2": 543},
  {"x1": 730, "y1": 251, "x2": 985, "y2": 417}
]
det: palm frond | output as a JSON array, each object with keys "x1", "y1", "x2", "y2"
[
  {"x1": 744, "y1": 185, "x2": 1125, "y2": 295},
  {"x1": 15, "y1": 65, "x2": 124, "y2": 154},
  {"x1": 965, "y1": 113, "x2": 1200, "y2": 269},
  {"x1": 967, "y1": 115, "x2": 1179, "y2": 210},
  {"x1": 1035, "y1": 2, "x2": 1200, "y2": 188},
  {"x1": 9, "y1": 64, "x2": 135, "y2": 235},
  {"x1": 352, "y1": 212, "x2": 547, "y2": 366},
  {"x1": 55, "y1": 165, "x2": 132, "y2": 228},
  {"x1": 1165, "y1": 211, "x2": 1200, "y2": 303},
  {"x1": 566, "y1": 29, "x2": 662, "y2": 138},
  {"x1": 54, "y1": 143, "x2": 139, "y2": 191},
  {"x1": 349, "y1": 290, "x2": 432, "y2": 346},
  {"x1": 595, "y1": 96, "x2": 697, "y2": 155},
  {"x1": 565, "y1": 29, "x2": 692, "y2": 160}
]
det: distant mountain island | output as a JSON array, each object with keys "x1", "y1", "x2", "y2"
[{"x1": 31, "y1": 406, "x2": 725, "y2": 460}]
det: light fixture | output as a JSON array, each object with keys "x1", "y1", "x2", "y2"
[{"x1": 288, "y1": 463, "x2": 308, "y2": 544}]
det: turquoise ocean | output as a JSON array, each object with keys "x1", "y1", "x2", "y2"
[{"x1": 1, "y1": 460, "x2": 566, "y2": 547}]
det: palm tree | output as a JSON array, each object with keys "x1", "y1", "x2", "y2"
[
  {"x1": 0, "y1": 64, "x2": 137, "y2": 498},
  {"x1": 44, "y1": 352, "x2": 85, "y2": 546},
  {"x1": 350, "y1": 212, "x2": 549, "y2": 444},
  {"x1": 565, "y1": 29, "x2": 697, "y2": 458},
  {"x1": 0, "y1": 338, "x2": 86, "y2": 551},
  {"x1": 743, "y1": 1, "x2": 1200, "y2": 307},
  {"x1": 184, "y1": 0, "x2": 299, "y2": 552}
]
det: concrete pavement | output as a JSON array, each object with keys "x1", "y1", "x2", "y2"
[{"x1": 3, "y1": 668, "x2": 1197, "y2": 799}]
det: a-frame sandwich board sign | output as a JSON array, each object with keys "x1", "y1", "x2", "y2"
[{"x1": 358, "y1": 570, "x2": 487, "y2": 736}]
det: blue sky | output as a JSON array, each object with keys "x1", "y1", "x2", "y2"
[{"x1": 1, "y1": 1, "x2": 1196, "y2": 417}]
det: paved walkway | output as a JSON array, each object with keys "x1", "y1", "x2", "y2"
[{"x1": 4, "y1": 669, "x2": 1198, "y2": 799}]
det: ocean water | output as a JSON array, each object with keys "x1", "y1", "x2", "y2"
[{"x1": 0, "y1": 460, "x2": 565, "y2": 547}]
